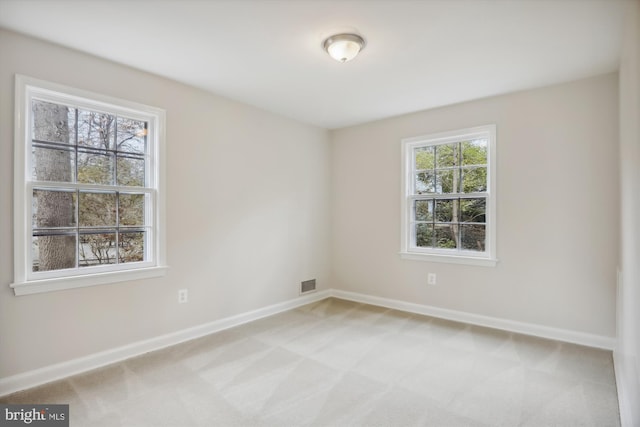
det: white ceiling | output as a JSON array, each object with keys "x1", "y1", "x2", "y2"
[{"x1": 0, "y1": 0, "x2": 628, "y2": 129}]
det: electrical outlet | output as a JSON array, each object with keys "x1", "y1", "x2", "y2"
[
  {"x1": 178, "y1": 289, "x2": 188, "y2": 303},
  {"x1": 427, "y1": 273, "x2": 437, "y2": 285}
]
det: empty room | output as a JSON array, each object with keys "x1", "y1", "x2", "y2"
[{"x1": 0, "y1": 0, "x2": 639, "y2": 426}]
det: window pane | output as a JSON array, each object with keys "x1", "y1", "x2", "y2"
[
  {"x1": 460, "y1": 198, "x2": 486, "y2": 223},
  {"x1": 32, "y1": 100, "x2": 75, "y2": 144},
  {"x1": 462, "y1": 139, "x2": 487, "y2": 166},
  {"x1": 33, "y1": 189, "x2": 77, "y2": 228},
  {"x1": 32, "y1": 145, "x2": 75, "y2": 182},
  {"x1": 435, "y1": 224, "x2": 458, "y2": 249},
  {"x1": 403, "y1": 126, "x2": 493, "y2": 259},
  {"x1": 416, "y1": 223, "x2": 433, "y2": 247},
  {"x1": 117, "y1": 155, "x2": 145, "y2": 187},
  {"x1": 461, "y1": 167, "x2": 487, "y2": 193},
  {"x1": 436, "y1": 143, "x2": 459, "y2": 168},
  {"x1": 461, "y1": 224, "x2": 486, "y2": 251},
  {"x1": 116, "y1": 117, "x2": 146, "y2": 154},
  {"x1": 79, "y1": 233, "x2": 117, "y2": 266},
  {"x1": 414, "y1": 146, "x2": 434, "y2": 170},
  {"x1": 119, "y1": 232, "x2": 145, "y2": 263},
  {"x1": 77, "y1": 110, "x2": 115, "y2": 150},
  {"x1": 119, "y1": 194, "x2": 145, "y2": 226},
  {"x1": 32, "y1": 234, "x2": 76, "y2": 272},
  {"x1": 414, "y1": 200, "x2": 433, "y2": 221},
  {"x1": 415, "y1": 172, "x2": 435, "y2": 194},
  {"x1": 79, "y1": 192, "x2": 117, "y2": 227},
  {"x1": 77, "y1": 150, "x2": 115, "y2": 185},
  {"x1": 435, "y1": 169, "x2": 460, "y2": 194},
  {"x1": 435, "y1": 199, "x2": 458, "y2": 223}
]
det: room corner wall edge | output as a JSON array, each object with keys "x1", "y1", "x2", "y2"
[
  {"x1": 613, "y1": 351, "x2": 640, "y2": 427},
  {"x1": 0, "y1": 289, "x2": 331, "y2": 398},
  {"x1": 330, "y1": 289, "x2": 616, "y2": 350}
]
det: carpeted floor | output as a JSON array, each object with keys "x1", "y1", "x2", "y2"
[{"x1": 0, "y1": 298, "x2": 620, "y2": 426}]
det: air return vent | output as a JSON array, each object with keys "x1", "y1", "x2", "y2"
[{"x1": 300, "y1": 279, "x2": 316, "y2": 294}]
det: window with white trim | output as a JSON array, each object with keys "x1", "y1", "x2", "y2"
[
  {"x1": 12, "y1": 76, "x2": 167, "y2": 295},
  {"x1": 400, "y1": 125, "x2": 497, "y2": 266}
]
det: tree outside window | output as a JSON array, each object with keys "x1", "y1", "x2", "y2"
[
  {"x1": 12, "y1": 75, "x2": 166, "y2": 295},
  {"x1": 401, "y1": 125, "x2": 496, "y2": 266}
]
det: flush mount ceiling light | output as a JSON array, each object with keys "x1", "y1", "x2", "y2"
[{"x1": 323, "y1": 33, "x2": 366, "y2": 63}]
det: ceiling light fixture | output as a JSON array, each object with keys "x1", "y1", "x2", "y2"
[{"x1": 323, "y1": 33, "x2": 366, "y2": 63}]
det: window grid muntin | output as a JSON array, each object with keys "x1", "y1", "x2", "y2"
[
  {"x1": 406, "y1": 132, "x2": 491, "y2": 256},
  {"x1": 31, "y1": 105, "x2": 147, "y2": 186},
  {"x1": 27, "y1": 95, "x2": 154, "y2": 278},
  {"x1": 410, "y1": 195, "x2": 488, "y2": 251},
  {"x1": 412, "y1": 139, "x2": 488, "y2": 197},
  {"x1": 30, "y1": 183, "x2": 152, "y2": 272},
  {"x1": 13, "y1": 75, "x2": 166, "y2": 294}
]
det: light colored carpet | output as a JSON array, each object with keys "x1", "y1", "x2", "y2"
[{"x1": 0, "y1": 298, "x2": 620, "y2": 426}]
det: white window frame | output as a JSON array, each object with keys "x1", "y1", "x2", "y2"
[
  {"x1": 400, "y1": 124, "x2": 497, "y2": 267},
  {"x1": 11, "y1": 75, "x2": 167, "y2": 296}
]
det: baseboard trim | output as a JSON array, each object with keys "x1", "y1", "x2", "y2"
[
  {"x1": 330, "y1": 289, "x2": 616, "y2": 350},
  {"x1": 0, "y1": 287, "x2": 616, "y2": 398},
  {"x1": 0, "y1": 289, "x2": 331, "y2": 398}
]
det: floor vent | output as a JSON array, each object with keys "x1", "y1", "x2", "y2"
[{"x1": 300, "y1": 279, "x2": 316, "y2": 294}]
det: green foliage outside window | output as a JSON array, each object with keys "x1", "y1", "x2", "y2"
[
  {"x1": 413, "y1": 139, "x2": 488, "y2": 251},
  {"x1": 32, "y1": 100, "x2": 148, "y2": 271}
]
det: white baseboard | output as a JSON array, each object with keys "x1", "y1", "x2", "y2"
[
  {"x1": 0, "y1": 287, "x2": 617, "y2": 398},
  {"x1": 330, "y1": 289, "x2": 616, "y2": 350},
  {"x1": 0, "y1": 289, "x2": 331, "y2": 398},
  {"x1": 613, "y1": 351, "x2": 640, "y2": 427}
]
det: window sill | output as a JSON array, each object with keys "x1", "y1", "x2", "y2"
[
  {"x1": 399, "y1": 252, "x2": 498, "y2": 267},
  {"x1": 10, "y1": 266, "x2": 169, "y2": 296}
]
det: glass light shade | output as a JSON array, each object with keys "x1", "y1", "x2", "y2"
[
  {"x1": 323, "y1": 34, "x2": 365, "y2": 63},
  {"x1": 327, "y1": 40, "x2": 361, "y2": 62}
]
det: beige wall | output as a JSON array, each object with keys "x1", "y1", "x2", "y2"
[
  {"x1": 0, "y1": 29, "x2": 332, "y2": 378},
  {"x1": 617, "y1": 0, "x2": 640, "y2": 424},
  {"x1": 0, "y1": 26, "x2": 623, "y2": 386},
  {"x1": 331, "y1": 73, "x2": 619, "y2": 337}
]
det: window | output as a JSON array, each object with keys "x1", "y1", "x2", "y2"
[
  {"x1": 400, "y1": 125, "x2": 497, "y2": 266},
  {"x1": 11, "y1": 75, "x2": 167, "y2": 295}
]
